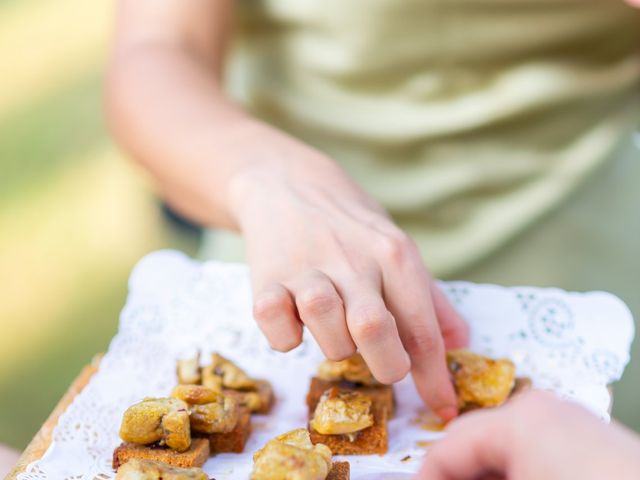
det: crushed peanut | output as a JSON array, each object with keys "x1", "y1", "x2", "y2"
[{"x1": 171, "y1": 384, "x2": 219, "y2": 405}]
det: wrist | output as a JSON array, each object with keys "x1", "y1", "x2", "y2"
[
  {"x1": 224, "y1": 140, "x2": 349, "y2": 231},
  {"x1": 225, "y1": 164, "x2": 282, "y2": 230}
]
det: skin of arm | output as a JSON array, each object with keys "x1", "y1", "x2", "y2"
[
  {"x1": 419, "y1": 390, "x2": 640, "y2": 480},
  {"x1": 107, "y1": 0, "x2": 469, "y2": 420},
  {"x1": 0, "y1": 444, "x2": 19, "y2": 477}
]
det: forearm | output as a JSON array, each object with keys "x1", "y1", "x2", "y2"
[{"x1": 107, "y1": 42, "x2": 348, "y2": 230}]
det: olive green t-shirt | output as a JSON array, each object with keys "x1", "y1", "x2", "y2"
[{"x1": 203, "y1": 0, "x2": 640, "y2": 276}]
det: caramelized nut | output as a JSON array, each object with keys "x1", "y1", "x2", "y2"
[
  {"x1": 241, "y1": 391, "x2": 262, "y2": 412},
  {"x1": 119, "y1": 397, "x2": 191, "y2": 452},
  {"x1": 317, "y1": 354, "x2": 379, "y2": 386},
  {"x1": 177, "y1": 353, "x2": 201, "y2": 385},
  {"x1": 446, "y1": 349, "x2": 516, "y2": 409},
  {"x1": 203, "y1": 353, "x2": 256, "y2": 390},
  {"x1": 310, "y1": 388, "x2": 373, "y2": 435},
  {"x1": 252, "y1": 428, "x2": 332, "y2": 480},
  {"x1": 190, "y1": 396, "x2": 239, "y2": 434},
  {"x1": 171, "y1": 385, "x2": 239, "y2": 434}
]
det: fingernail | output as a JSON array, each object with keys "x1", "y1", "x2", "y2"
[{"x1": 436, "y1": 406, "x2": 458, "y2": 422}]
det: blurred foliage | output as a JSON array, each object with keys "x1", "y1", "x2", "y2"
[
  {"x1": 0, "y1": 0, "x2": 199, "y2": 449},
  {"x1": 0, "y1": 73, "x2": 104, "y2": 201}
]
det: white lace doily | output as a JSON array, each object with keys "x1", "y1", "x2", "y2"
[{"x1": 18, "y1": 250, "x2": 635, "y2": 480}]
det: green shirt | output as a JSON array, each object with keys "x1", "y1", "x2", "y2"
[{"x1": 203, "y1": 0, "x2": 640, "y2": 276}]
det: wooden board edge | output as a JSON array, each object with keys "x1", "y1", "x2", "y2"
[{"x1": 6, "y1": 354, "x2": 102, "y2": 480}]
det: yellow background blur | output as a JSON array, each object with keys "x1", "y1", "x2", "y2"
[{"x1": 0, "y1": 0, "x2": 198, "y2": 448}]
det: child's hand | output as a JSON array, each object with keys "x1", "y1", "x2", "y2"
[
  {"x1": 109, "y1": 0, "x2": 469, "y2": 422},
  {"x1": 229, "y1": 152, "x2": 469, "y2": 421},
  {"x1": 419, "y1": 390, "x2": 640, "y2": 480}
]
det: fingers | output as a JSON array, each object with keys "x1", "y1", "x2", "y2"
[
  {"x1": 251, "y1": 225, "x2": 465, "y2": 415},
  {"x1": 419, "y1": 408, "x2": 512, "y2": 480},
  {"x1": 430, "y1": 282, "x2": 469, "y2": 349},
  {"x1": 255, "y1": 265, "x2": 409, "y2": 382},
  {"x1": 421, "y1": 391, "x2": 593, "y2": 480},
  {"x1": 375, "y1": 231, "x2": 459, "y2": 420},
  {"x1": 336, "y1": 276, "x2": 410, "y2": 384},
  {"x1": 400, "y1": 307, "x2": 458, "y2": 421},
  {"x1": 288, "y1": 270, "x2": 356, "y2": 360},
  {"x1": 253, "y1": 283, "x2": 303, "y2": 352}
]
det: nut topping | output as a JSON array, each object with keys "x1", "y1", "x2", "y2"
[
  {"x1": 171, "y1": 384, "x2": 220, "y2": 404},
  {"x1": 202, "y1": 353, "x2": 256, "y2": 390},
  {"x1": 119, "y1": 397, "x2": 191, "y2": 452},
  {"x1": 171, "y1": 385, "x2": 239, "y2": 434},
  {"x1": 446, "y1": 349, "x2": 516, "y2": 409},
  {"x1": 251, "y1": 428, "x2": 332, "y2": 480},
  {"x1": 317, "y1": 354, "x2": 379, "y2": 386},
  {"x1": 310, "y1": 388, "x2": 373, "y2": 435},
  {"x1": 240, "y1": 391, "x2": 262, "y2": 411},
  {"x1": 177, "y1": 352, "x2": 201, "y2": 385}
]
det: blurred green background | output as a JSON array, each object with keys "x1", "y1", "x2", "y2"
[{"x1": 0, "y1": 0, "x2": 199, "y2": 449}]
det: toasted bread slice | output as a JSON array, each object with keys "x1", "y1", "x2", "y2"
[
  {"x1": 327, "y1": 461, "x2": 350, "y2": 480},
  {"x1": 207, "y1": 406, "x2": 252, "y2": 453},
  {"x1": 114, "y1": 458, "x2": 208, "y2": 479},
  {"x1": 307, "y1": 377, "x2": 394, "y2": 417},
  {"x1": 224, "y1": 379, "x2": 274, "y2": 414},
  {"x1": 112, "y1": 438, "x2": 210, "y2": 470},
  {"x1": 309, "y1": 402, "x2": 388, "y2": 455}
]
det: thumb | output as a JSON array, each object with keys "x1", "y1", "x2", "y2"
[{"x1": 418, "y1": 409, "x2": 511, "y2": 479}]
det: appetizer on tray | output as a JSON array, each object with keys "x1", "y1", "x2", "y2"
[
  {"x1": 115, "y1": 458, "x2": 208, "y2": 480},
  {"x1": 177, "y1": 352, "x2": 274, "y2": 414},
  {"x1": 171, "y1": 384, "x2": 252, "y2": 453},
  {"x1": 306, "y1": 354, "x2": 394, "y2": 416},
  {"x1": 252, "y1": 428, "x2": 350, "y2": 480},
  {"x1": 113, "y1": 387, "x2": 252, "y2": 470},
  {"x1": 113, "y1": 397, "x2": 210, "y2": 469},
  {"x1": 308, "y1": 387, "x2": 388, "y2": 455},
  {"x1": 447, "y1": 349, "x2": 530, "y2": 412}
]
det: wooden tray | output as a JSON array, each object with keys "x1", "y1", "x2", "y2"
[{"x1": 6, "y1": 355, "x2": 102, "y2": 480}]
